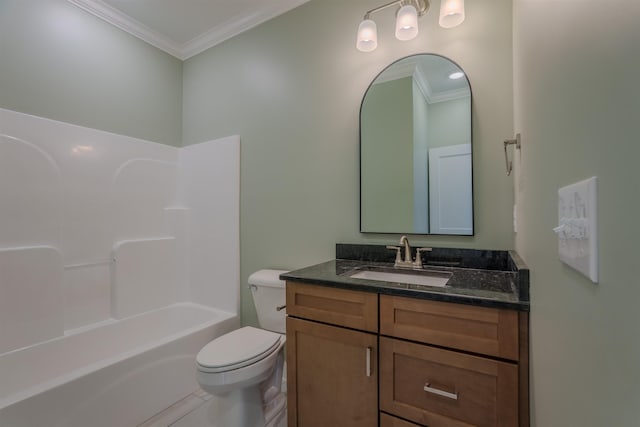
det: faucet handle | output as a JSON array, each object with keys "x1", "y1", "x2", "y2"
[
  {"x1": 413, "y1": 247, "x2": 433, "y2": 268},
  {"x1": 386, "y1": 245, "x2": 402, "y2": 265}
]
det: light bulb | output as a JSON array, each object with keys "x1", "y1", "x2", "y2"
[
  {"x1": 439, "y1": 0, "x2": 465, "y2": 28},
  {"x1": 395, "y1": 5, "x2": 418, "y2": 41},
  {"x1": 356, "y1": 19, "x2": 378, "y2": 52}
]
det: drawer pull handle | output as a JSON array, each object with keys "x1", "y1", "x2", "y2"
[
  {"x1": 366, "y1": 347, "x2": 372, "y2": 377},
  {"x1": 424, "y1": 383, "x2": 458, "y2": 400}
]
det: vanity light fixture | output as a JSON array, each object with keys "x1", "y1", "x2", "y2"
[
  {"x1": 395, "y1": 4, "x2": 420, "y2": 41},
  {"x1": 439, "y1": 0, "x2": 465, "y2": 28},
  {"x1": 356, "y1": 0, "x2": 465, "y2": 52}
]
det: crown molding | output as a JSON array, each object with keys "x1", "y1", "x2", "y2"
[
  {"x1": 180, "y1": 0, "x2": 310, "y2": 60},
  {"x1": 68, "y1": 0, "x2": 310, "y2": 60},
  {"x1": 68, "y1": 0, "x2": 184, "y2": 58}
]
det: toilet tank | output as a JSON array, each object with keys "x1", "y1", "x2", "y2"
[{"x1": 248, "y1": 269, "x2": 288, "y2": 333}]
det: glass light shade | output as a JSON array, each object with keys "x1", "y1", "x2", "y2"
[
  {"x1": 439, "y1": 0, "x2": 465, "y2": 28},
  {"x1": 395, "y1": 5, "x2": 418, "y2": 41},
  {"x1": 356, "y1": 19, "x2": 378, "y2": 52}
]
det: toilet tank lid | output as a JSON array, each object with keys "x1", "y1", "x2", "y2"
[{"x1": 248, "y1": 269, "x2": 288, "y2": 288}]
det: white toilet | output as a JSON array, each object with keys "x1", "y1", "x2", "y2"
[{"x1": 196, "y1": 270, "x2": 288, "y2": 427}]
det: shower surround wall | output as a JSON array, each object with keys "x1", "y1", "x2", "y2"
[{"x1": 0, "y1": 107, "x2": 240, "y2": 354}]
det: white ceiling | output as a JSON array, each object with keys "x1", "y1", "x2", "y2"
[{"x1": 68, "y1": 0, "x2": 310, "y2": 60}]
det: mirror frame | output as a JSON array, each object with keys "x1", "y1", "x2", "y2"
[{"x1": 359, "y1": 53, "x2": 474, "y2": 235}]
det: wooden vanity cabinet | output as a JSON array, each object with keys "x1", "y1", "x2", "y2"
[
  {"x1": 286, "y1": 282, "x2": 379, "y2": 427},
  {"x1": 286, "y1": 282, "x2": 529, "y2": 427},
  {"x1": 380, "y1": 413, "x2": 422, "y2": 427},
  {"x1": 380, "y1": 295, "x2": 528, "y2": 427}
]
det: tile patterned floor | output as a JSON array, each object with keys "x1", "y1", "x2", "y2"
[
  {"x1": 138, "y1": 388, "x2": 287, "y2": 427},
  {"x1": 137, "y1": 389, "x2": 212, "y2": 427}
]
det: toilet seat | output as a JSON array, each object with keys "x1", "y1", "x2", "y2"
[{"x1": 197, "y1": 326, "x2": 282, "y2": 373}]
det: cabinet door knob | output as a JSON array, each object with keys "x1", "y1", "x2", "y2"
[{"x1": 424, "y1": 382, "x2": 458, "y2": 400}]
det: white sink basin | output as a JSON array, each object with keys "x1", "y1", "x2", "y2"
[{"x1": 349, "y1": 269, "x2": 451, "y2": 287}]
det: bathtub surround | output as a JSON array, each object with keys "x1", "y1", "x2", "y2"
[
  {"x1": 177, "y1": 140, "x2": 240, "y2": 313},
  {"x1": 0, "y1": 107, "x2": 239, "y2": 334},
  {"x1": 0, "y1": 246, "x2": 64, "y2": 353},
  {"x1": 0, "y1": 108, "x2": 240, "y2": 426}
]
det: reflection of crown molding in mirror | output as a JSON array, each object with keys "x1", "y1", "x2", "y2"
[
  {"x1": 413, "y1": 67, "x2": 433, "y2": 103},
  {"x1": 373, "y1": 61, "x2": 417, "y2": 84},
  {"x1": 427, "y1": 87, "x2": 471, "y2": 104},
  {"x1": 360, "y1": 54, "x2": 473, "y2": 236},
  {"x1": 373, "y1": 57, "x2": 470, "y2": 104}
]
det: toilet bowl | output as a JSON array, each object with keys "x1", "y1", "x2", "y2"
[
  {"x1": 196, "y1": 326, "x2": 285, "y2": 394},
  {"x1": 195, "y1": 269, "x2": 288, "y2": 427}
]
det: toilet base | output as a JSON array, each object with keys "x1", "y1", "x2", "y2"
[{"x1": 203, "y1": 387, "x2": 263, "y2": 427}]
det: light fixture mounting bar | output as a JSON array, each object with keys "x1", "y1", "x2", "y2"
[{"x1": 363, "y1": 0, "x2": 429, "y2": 19}]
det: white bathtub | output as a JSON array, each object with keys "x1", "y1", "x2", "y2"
[{"x1": 0, "y1": 303, "x2": 239, "y2": 427}]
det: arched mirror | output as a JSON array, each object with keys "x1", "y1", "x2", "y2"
[{"x1": 360, "y1": 54, "x2": 473, "y2": 235}]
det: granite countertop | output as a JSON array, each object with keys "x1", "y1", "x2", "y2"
[{"x1": 280, "y1": 244, "x2": 530, "y2": 311}]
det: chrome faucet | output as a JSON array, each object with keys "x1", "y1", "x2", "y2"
[
  {"x1": 400, "y1": 235, "x2": 412, "y2": 266},
  {"x1": 387, "y1": 235, "x2": 432, "y2": 269}
]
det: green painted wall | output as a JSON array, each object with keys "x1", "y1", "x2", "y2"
[
  {"x1": 182, "y1": 0, "x2": 515, "y2": 327},
  {"x1": 0, "y1": 0, "x2": 182, "y2": 146},
  {"x1": 361, "y1": 77, "x2": 414, "y2": 232},
  {"x1": 514, "y1": 1, "x2": 640, "y2": 425},
  {"x1": 428, "y1": 97, "x2": 471, "y2": 149}
]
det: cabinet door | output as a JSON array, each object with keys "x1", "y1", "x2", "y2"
[{"x1": 287, "y1": 317, "x2": 378, "y2": 427}]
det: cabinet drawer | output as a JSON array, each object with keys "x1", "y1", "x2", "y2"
[
  {"x1": 380, "y1": 413, "x2": 423, "y2": 427},
  {"x1": 380, "y1": 337, "x2": 518, "y2": 427},
  {"x1": 380, "y1": 295, "x2": 518, "y2": 360},
  {"x1": 286, "y1": 282, "x2": 378, "y2": 332}
]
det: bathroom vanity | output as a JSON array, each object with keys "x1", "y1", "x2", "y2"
[{"x1": 281, "y1": 244, "x2": 529, "y2": 427}]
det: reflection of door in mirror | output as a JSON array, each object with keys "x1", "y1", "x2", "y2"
[
  {"x1": 360, "y1": 54, "x2": 473, "y2": 235},
  {"x1": 429, "y1": 144, "x2": 472, "y2": 234}
]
